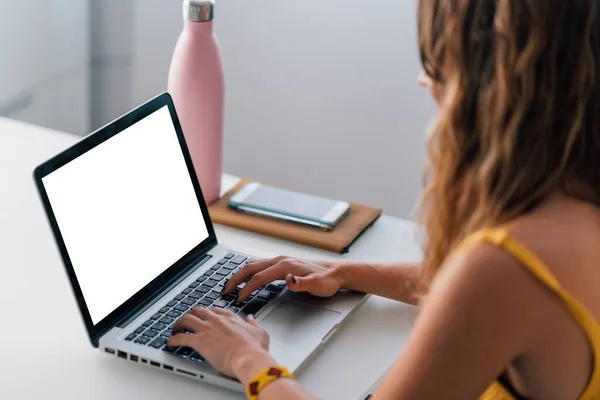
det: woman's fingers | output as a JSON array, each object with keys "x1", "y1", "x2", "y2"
[
  {"x1": 237, "y1": 261, "x2": 300, "y2": 301},
  {"x1": 245, "y1": 314, "x2": 261, "y2": 328},
  {"x1": 167, "y1": 332, "x2": 196, "y2": 348},
  {"x1": 172, "y1": 311, "x2": 207, "y2": 334},
  {"x1": 188, "y1": 306, "x2": 221, "y2": 322},
  {"x1": 223, "y1": 257, "x2": 283, "y2": 294}
]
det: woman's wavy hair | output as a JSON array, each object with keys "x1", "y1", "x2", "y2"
[{"x1": 418, "y1": 0, "x2": 600, "y2": 288}]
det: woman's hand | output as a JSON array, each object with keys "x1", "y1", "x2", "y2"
[
  {"x1": 223, "y1": 256, "x2": 345, "y2": 302},
  {"x1": 167, "y1": 307, "x2": 275, "y2": 382}
]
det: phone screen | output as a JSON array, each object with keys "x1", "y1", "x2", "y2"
[{"x1": 241, "y1": 186, "x2": 339, "y2": 221}]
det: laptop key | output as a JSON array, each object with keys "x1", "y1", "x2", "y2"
[
  {"x1": 163, "y1": 346, "x2": 178, "y2": 353},
  {"x1": 149, "y1": 337, "x2": 167, "y2": 349},
  {"x1": 176, "y1": 347, "x2": 194, "y2": 358},
  {"x1": 159, "y1": 316, "x2": 175, "y2": 325},
  {"x1": 187, "y1": 291, "x2": 202, "y2": 300},
  {"x1": 243, "y1": 298, "x2": 268, "y2": 316},
  {"x1": 225, "y1": 306, "x2": 240, "y2": 314},
  {"x1": 214, "y1": 273, "x2": 227, "y2": 281},
  {"x1": 210, "y1": 264, "x2": 220, "y2": 271},
  {"x1": 142, "y1": 320, "x2": 154, "y2": 327},
  {"x1": 205, "y1": 279, "x2": 219, "y2": 287},
  {"x1": 213, "y1": 299, "x2": 229, "y2": 308},
  {"x1": 160, "y1": 329, "x2": 172, "y2": 338},
  {"x1": 166, "y1": 311, "x2": 182, "y2": 319},
  {"x1": 166, "y1": 300, "x2": 178, "y2": 307},
  {"x1": 158, "y1": 307, "x2": 170, "y2": 314},
  {"x1": 197, "y1": 298, "x2": 213, "y2": 307},
  {"x1": 174, "y1": 294, "x2": 185, "y2": 301},
  {"x1": 196, "y1": 275, "x2": 208, "y2": 282},
  {"x1": 224, "y1": 253, "x2": 234, "y2": 259},
  {"x1": 152, "y1": 322, "x2": 167, "y2": 331},
  {"x1": 222, "y1": 294, "x2": 236, "y2": 302},
  {"x1": 134, "y1": 327, "x2": 145, "y2": 334},
  {"x1": 125, "y1": 333, "x2": 137, "y2": 341},
  {"x1": 173, "y1": 304, "x2": 188, "y2": 312},
  {"x1": 221, "y1": 263, "x2": 235, "y2": 271},
  {"x1": 181, "y1": 297, "x2": 196, "y2": 306},
  {"x1": 190, "y1": 352, "x2": 204, "y2": 362},
  {"x1": 205, "y1": 291, "x2": 220, "y2": 300},
  {"x1": 230, "y1": 255, "x2": 247, "y2": 264},
  {"x1": 135, "y1": 336, "x2": 151, "y2": 345},
  {"x1": 150, "y1": 313, "x2": 162, "y2": 320},
  {"x1": 203, "y1": 270, "x2": 214, "y2": 278},
  {"x1": 217, "y1": 258, "x2": 228, "y2": 265},
  {"x1": 181, "y1": 288, "x2": 193, "y2": 295},
  {"x1": 142, "y1": 329, "x2": 160, "y2": 338},
  {"x1": 257, "y1": 289, "x2": 276, "y2": 301},
  {"x1": 266, "y1": 284, "x2": 283, "y2": 293},
  {"x1": 225, "y1": 261, "x2": 239, "y2": 270},
  {"x1": 195, "y1": 286, "x2": 210, "y2": 294}
]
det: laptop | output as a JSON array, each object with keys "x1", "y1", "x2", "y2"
[{"x1": 33, "y1": 93, "x2": 368, "y2": 392}]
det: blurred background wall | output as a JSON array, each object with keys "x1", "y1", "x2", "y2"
[{"x1": 0, "y1": 0, "x2": 435, "y2": 219}]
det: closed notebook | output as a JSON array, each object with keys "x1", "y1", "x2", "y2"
[{"x1": 208, "y1": 179, "x2": 382, "y2": 254}]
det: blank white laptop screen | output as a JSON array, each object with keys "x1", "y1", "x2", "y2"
[{"x1": 42, "y1": 106, "x2": 208, "y2": 324}]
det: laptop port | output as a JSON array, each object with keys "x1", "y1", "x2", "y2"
[
  {"x1": 105, "y1": 348, "x2": 115, "y2": 355},
  {"x1": 176, "y1": 369, "x2": 197, "y2": 377},
  {"x1": 150, "y1": 361, "x2": 160, "y2": 368},
  {"x1": 130, "y1": 355, "x2": 139, "y2": 362},
  {"x1": 118, "y1": 351, "x2": 127, "y2": 359},
  {"x1": 163, "y1": 365, "x2": 174, "y2": 371},
  {"x1": 141, "y1": 359, "x2": 148, "y2": 364}
]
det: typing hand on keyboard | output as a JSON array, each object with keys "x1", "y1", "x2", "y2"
[
  {"x1": 125, "y1": 253, "x2": 286, "y2": 360},
  {"x1": 223, "y1": 256, "x2": 343, "y2": 302},
  {"x1": 167, "y1": 307, "x2": 274, "y2": 380}
]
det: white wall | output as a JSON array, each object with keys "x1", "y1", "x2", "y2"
[
  {"x1": 1, "y1": 0, "x2": 435, "y2": 219},
  {"x1": 0, "y1": 0, "x2": 90, "y2": 135},
  {"x1": 130, "y1": 0, "x2": 435, "y2": 219}
]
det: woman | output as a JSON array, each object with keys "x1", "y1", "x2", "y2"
[{"x1": 168, "y1": 0, "x2": 600, "y2": 398}]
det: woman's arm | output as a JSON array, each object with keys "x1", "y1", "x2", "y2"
[
  {"x1": 334, "y1": 261, "x2": 423, "y2": 305},
  {"x1": 371, "y1": 243, "x2": 539, "y2": 399},
  {"x1": 226, "y1": 257, "x2": 423, "y2": 306}
]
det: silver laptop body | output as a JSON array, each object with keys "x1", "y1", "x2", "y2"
[{"x1": 34, "y1": 93, "x2": 368, "y2": 393}]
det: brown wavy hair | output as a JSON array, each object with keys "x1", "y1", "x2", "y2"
[{"x1": 417, "y1": 0, "x2": 600, "y2": 288}]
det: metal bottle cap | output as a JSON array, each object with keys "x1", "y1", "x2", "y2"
[{"x1": 183, "y1": 0, "x2": 214, "y2": 22}]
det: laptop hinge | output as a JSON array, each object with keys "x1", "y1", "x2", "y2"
[{"x1": 113, "y1": 252, "x2": 213, "y2": 331}]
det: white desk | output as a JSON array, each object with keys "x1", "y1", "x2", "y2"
[{"x1": 0, "y1": 117, "x2": 420, "y2": 400}]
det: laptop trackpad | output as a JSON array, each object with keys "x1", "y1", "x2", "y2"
[{"x1": 261, "y1": 300, "x2": 340, "y2": 346}]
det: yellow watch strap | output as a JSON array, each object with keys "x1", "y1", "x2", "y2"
[{"x1": 246, "y1": 366, "x2": 295, "y2": 400}]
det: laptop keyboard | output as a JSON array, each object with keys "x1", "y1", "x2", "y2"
[{"x1": 124, "y1": 253, "x2": 285, "y2": 363}]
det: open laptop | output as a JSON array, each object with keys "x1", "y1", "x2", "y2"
[{"x1": 33, "y1": 93, "x2": 368, "y2": 392}]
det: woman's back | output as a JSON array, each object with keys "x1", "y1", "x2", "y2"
[{"x1": 473, "y1": 195, "x2": 600, "y2": 399}]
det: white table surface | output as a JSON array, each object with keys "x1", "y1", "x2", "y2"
[{"x1": 0, "y1": 117, "x2": 421, "y2": 400}]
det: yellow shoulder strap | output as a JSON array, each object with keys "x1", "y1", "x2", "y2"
[{"x1": 463, "y1": 229, "x2": 600, "y2": 399}]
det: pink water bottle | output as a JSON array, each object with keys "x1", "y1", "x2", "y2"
[{"x1": 168, "y1": 0, "x2": 225, "y2": 204}]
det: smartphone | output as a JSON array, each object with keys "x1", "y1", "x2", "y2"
[{"x1": 228, "y1": 182, "x2": 350, "y2": 231}]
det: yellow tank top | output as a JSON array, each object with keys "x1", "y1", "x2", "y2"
[{"x1": 457, "y1": 230, "x2": 600, "y2": 400}]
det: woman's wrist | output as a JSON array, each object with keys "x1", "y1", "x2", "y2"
[
  {"x1": 233, "y1": 348, "x2": 278, "y2": 386},
  {"x1": 330, "y1": 261, "x2": 356, "y2": 290}
]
